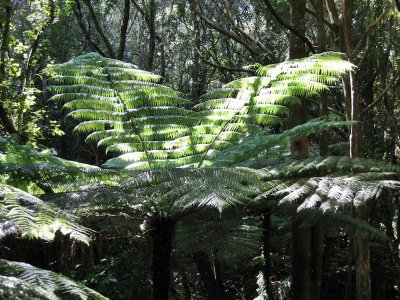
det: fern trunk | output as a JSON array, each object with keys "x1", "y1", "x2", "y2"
[
  {"x1": 193, "y1": 251, "x2": 226, "y2": 300},
  {"x1": 354, "y1": 205, "x2": 371, "y2": 300},
  {"x1": 151, "y1": 217, "x2": 174, "y2": 300},
  {"x1": 261, "y1": 211, "x2": 273, "y2": 299},
  {"x1": 292, "y1": 217, "x2": 312, "y2": 300}
]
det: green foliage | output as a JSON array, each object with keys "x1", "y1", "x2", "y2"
[
  {"x1": 48, "y1": 52, "x2": 353, "y2": 170},
  {"x1": 0, "y1": 259, "x2": 108, "y2": 300},
  {"x1": 0, "y1": 183, "x2": 92, "y2": 244},
  {"x1": 210, "y1": 115, "x2": 357, "y2": 167},
  {"x1": 44, "y1": 167, "x2": 269, "y2": 219},
  {"x1": 254, "y1": 156, "x2": 400, "y2": 214}
]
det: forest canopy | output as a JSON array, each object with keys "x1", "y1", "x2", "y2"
[{"x1": 0, "y1": 1, "x2": 400, "y2": 300}]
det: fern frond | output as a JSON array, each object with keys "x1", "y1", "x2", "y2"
[
  {"x1": 49, "y1": 52, "x2": 353, "y2": 169},
  {"x1": 0, "y1": 259, "x2": 108, "y2": 299},
  {"x1": 211, "y1": 118, "x2": 357, "y2": 167},
  {"x1": 0, "y1": 184, "x2": 92, "y2": 244}
]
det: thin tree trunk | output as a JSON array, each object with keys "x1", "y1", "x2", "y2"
[
  {"x1": 0, "y1": 0, "x2": 17, "y2": 134},
  {"x1": 316, "y1": 0, "x2": 329, "y2": 156},
  {"x1": 73, "y1": 0, "x2": 106, "y2": 56},
  {"x1": 117, "y1": 0, "x2": 130, "y2": 60},
  {"x1": 354, "y1": 205, "x2": 371, "y2": 300},
  {"x1": 342, "y1": 1, "x2": 370, "y2": 299},
  {"x1": 287, "y1": 2, "x2": 314, "y2": 299},
  {"x1": 83, "y1": 0, "x2": 115, "y2": 57},
  {"x1": 311, "y1": 221, "x2": 324, "y2": 300},
  {"x1": 146, "y1": 0, "x2": 156, "y2": 70},
  {"x1": 151, "y1": 217, "x2": 174, "y2": 300},
  {"x1": 188, "y1": 0, "x2": 202, "y2": 103}
]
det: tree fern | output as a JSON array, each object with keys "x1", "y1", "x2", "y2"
[
  {"x1": 44, "y1": 167, "x2": 269, "y2": 219},
  {"x1": 48, "y1": 52, "x2": 353, "y2": 170}
]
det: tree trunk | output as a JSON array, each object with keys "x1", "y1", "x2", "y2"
[
  {"x1": 354, "y1": 205, "x2": 371, "y2": 300},
  {"x1": 288, "y1": 2, "x2": 315, "y2": 299},
  {"x1": 193, "y1": 251, "x2": 226, "y2": 300},
  {"x1": 146, "y1": 0, "x2": 156, "y2": 70},
  {"x1": 117, "y1": 0, "x2": 130, "y2": 60},
  {"x1": 292, "y1": 216, "x2": 312, "y2": 300},
  {"x1": 311, "y1": 221, "x2": 324, "y2": 300},
  {"x1": 261, "y1": 211, "x2": 274, "y2": 299},
  {"x1": 151, "y1": 217, "x2": 174, "y2": 300},
  {"x1": 0, "y1": 0, "x2": 17, "y2": 134}
]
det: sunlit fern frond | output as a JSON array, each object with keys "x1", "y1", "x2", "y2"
[
  {"x1": 191, "y1": 53, "x2": 353, "y2": 166},
  {"x1": 48, "y1": 52, "x2": 353, "y2": 170},
  {"x1": 0, "y1": 137, "x2": 132, "y2": 194},
  {"x1": 257, "y1": 52, "x2": 354, "y2": 78},
  {"x1": 253, "y1": 157, "x2": 400, "y2": 214},
  {"x1": 209, "y1": 116, "x2": 356, "y2": 167},
  {"x1": 0, "y1": 259, "x2": 108, "y2": 299},
  {"x1": 48, "y1": 52, "x2": 196, "y2": 170},
  {"x1": 0, "y1": 184, "x2": 92, "y2": 244}
]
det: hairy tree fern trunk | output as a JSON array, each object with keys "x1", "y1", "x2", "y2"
[
  {"x1": 311, "y1": 221, "x2": 324, "y2": 299},
  {"x1": 151, "y1": 217, "x2": 175, "y2": 300},
  {"x1": 292, "y1": 217, "x2": 312, "y2": 300},
  {"x1": 261, "y1": 211, "x2": 273, "y2": 299},
  {"x1": 193, "y1": 251, "x2": 226, "y2": 300}
]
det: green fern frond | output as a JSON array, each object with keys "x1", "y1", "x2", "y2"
[
  {"x1": 0, "y1": 259, "x2": 108, "y2": 300},
  {"x1": 0, "y1": 184, "x2": 92, "y2": 244},
  {"x1": 211, "y1": 118, "x2": 357, "y2": 167},
  {"x1": 200, "y1": 88, "x2": 237, "y2": 100},
  {"x1": 257, "y1": 52, "x2": 354, "y2": 78},
  {"x1": 49, "y1": 52, "x2": 353, "y2": 169},
  {"x1": 43, "y1": 168, "x2": 268, "y2": 219},
  {"x1": 0, "y1": 275, "x2": 55, "y2": 299}
]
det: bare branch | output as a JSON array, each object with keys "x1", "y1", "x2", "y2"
[
  {"x1": 83, "y1": 0, "x2": 115, "y2": 57},
  {"x1": 260, "y1": 0, "x2": 316, "y2": 53},
  {"x1": 361, "y1": 73, "x2": 400, "y2": 116}
]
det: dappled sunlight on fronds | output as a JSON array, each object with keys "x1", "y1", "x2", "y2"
[
  {"x1": 0, "y1": 260, "x2": 108, "y2": 299},
  {"x1": 48, "y1": 52, "x2": 353, "y2": 170},
  {"x1": 253, "y1": 157, "x2": 400, "y2": 215},
  {"x1": 0, "y1": 184, "x2": 92, "y2": 244}
]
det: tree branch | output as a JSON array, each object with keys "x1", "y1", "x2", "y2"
[
  {"x1": 196, "y1": 46, "x2": 255, "y2": 74},
  {"x1": 73, "y1": 0, "x2": 106, "y2": 56},
  {"x1": 260, "y1": 0, "x2": 316, "y2": 53},
  {"x1": 83, "y1": 0, "x2": 115, "y2": 57},
  {"x1": 305, "y1": 7, "x2": 335, "y2": 30},
  {"x1": 352, "y1": 8, "x2": 389, "y2": 58},
  {"x1": 361, "y1": 73, "x2": 400, "y2": 116},
  {"x1": 117, "y1": 0, "x2": 130, "y2": 60},
  {"x1": 189, "y1": 0, "x2": 271, "y2": 60}
]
